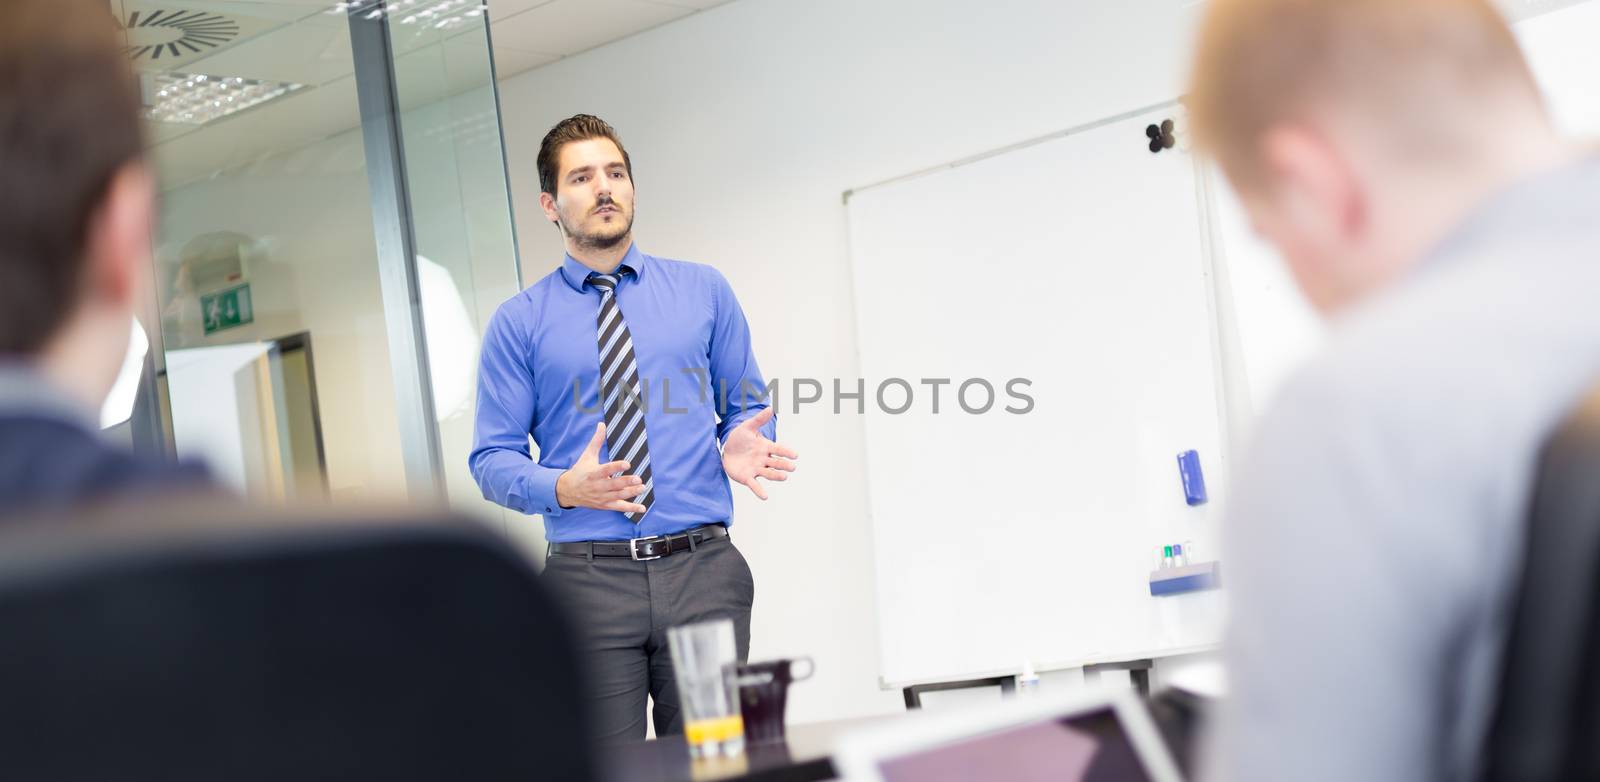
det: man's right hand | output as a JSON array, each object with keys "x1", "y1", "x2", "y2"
[{"x1": 555, "y1": 422, "x2": 648, "y2": 513}]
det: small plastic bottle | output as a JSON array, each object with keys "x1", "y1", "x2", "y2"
[{"x1": 1016, "y1": 661, "x2": 1041, "y2": 697}]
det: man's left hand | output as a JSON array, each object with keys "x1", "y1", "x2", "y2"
[{"x1": 721, "y1": 407, "x2": 798, "y2": 500}]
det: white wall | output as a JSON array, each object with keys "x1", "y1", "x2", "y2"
[
  {"x1": 1518, "y1": 0, "x2": 1600, "y2": 136},
  {"x1": 497, "y1": 0, "x2": 1209, "y2": 723}
]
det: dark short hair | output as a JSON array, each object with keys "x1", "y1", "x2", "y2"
[
  {"x1": 0, "y1": 0, "x2": 146, "y2": 355},
  {"x1": 536, "y1": 114, "x2": 632, "y2": 196}
]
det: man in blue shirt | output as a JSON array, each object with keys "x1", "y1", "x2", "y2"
[{"x1": 470, "y1": 114, "x2": 798, "y2": 741}]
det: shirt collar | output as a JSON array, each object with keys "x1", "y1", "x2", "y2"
[
  {"x1": 559, "y1": 242, "x2": 648, "y2": 293},
  {"x1": 0, "y1": 362, "x2": 96, "y2": 430}
]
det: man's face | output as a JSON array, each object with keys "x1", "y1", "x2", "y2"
[{"x1": 543, "y1": 137, "x2": 634, "y2": 250}]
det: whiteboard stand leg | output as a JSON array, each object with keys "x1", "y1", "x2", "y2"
[
  {"x1": 901, "y1": 676, "x2": 1017, "y2": 710},
  {"x1": 1084, "y1": 659, "x2": 1154, "y2": 698}
]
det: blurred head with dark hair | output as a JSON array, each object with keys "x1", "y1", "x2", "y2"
[{"x1": 0, "y1": 0, "x2": 152, "y2": 411}]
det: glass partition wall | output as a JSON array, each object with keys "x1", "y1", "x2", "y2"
[{"x1": 115, "y1": 0, "x2": 533, "y2": 551}]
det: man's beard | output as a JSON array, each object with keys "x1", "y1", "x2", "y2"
[{"x1": 562, "y1": 202, "x2": 633, "y2": 251}]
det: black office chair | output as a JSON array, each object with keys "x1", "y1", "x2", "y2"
[
  {"x1": 0, "y1": 500, "x2": 595, "y2": 782},
  {"x1": 1480, "y1": 384, "x2": 1600, "y2": 782}
]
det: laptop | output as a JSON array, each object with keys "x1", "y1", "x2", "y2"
[{"x1": 833, "y1": 688, "x2": 1185, "y2": 782}]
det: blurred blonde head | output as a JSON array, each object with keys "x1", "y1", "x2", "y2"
[{"x1": 1188, "y1": 0, "x2": 1570, "y2": 314}]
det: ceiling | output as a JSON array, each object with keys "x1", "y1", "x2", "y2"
[
  {"x1": 123, "y1": 0, "x2": 1582, "y2": 192},
  {"x1": 110, "y1": 0, "x2": 732, "y2": 190},
  {"x1": 488, "y1": 0, "x2": 733, "y2": 80}
]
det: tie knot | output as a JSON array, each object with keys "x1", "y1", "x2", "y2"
[{"x1": 587, "y1": 273, "x2": 621, "y2": 293}]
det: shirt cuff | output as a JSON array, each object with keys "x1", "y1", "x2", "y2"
[
  {"x1": 719, "y1": 408, "x2": 776, "y2": 448},
  {"x1": 528, "y1": 464, "x2": 566, "y2": 517}
]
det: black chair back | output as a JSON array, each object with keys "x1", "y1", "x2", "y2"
[
  {"x1": 1481, "y1": 385, "x2": 1600, "y2": 781},
  {"x1": 0, "y1": 502, "x2": 594, "y2": 782}
]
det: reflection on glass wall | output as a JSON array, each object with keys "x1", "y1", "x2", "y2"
[
  {"x1": 133, "y1": 0, "x2": 411, "y2": 503},
  {"x1": 128, "y1": 0, "x2": 526, "y2": 545},
  {"x1": 388, "y1": 8, "x2": 533, "y2": 552}
]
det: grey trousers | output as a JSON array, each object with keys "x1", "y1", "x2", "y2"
[{"x1": 541, "y1": 532, "x2": 754, "y2": 743}]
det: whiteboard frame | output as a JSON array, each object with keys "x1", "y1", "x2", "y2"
[
  {"x1": 844, "y1": 98, "x2": 1183, "y2": 204},
  {"x1": 842, "y1": 98, "x2": 1248, "y2": 691}
]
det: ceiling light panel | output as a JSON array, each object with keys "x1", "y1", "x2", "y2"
[{"x1": 144, "y1": 72, "x2": 307, "y2": 126}]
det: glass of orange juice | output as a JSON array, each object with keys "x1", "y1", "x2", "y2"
[{"x1": 668, "y1": 618, "x2": 746, "y2": 759}]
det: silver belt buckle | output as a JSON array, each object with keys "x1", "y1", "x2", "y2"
[{"x1": 629, "y1": 536, "x2": 664, "y2": 561}]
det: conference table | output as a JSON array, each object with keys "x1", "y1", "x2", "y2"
[{"x1": 604, "y1": 715, "x2": 900, "y2": 782}]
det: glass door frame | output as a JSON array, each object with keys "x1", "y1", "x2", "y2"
[{"x1": 349, "y1": 1, "x2": 444, "y2": 498}]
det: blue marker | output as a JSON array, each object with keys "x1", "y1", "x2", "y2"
[{"x1": 1177, "y1": 450, "x2": 1209, "y2": 506}]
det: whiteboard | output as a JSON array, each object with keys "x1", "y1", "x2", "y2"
[{"x1": 846, "y1": 104, "x2": 1229, "y2": 688}]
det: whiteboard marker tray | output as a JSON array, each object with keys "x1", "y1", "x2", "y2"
[{"x1": 1149, "y1": 561, "x2": 1222, "y2": 596}]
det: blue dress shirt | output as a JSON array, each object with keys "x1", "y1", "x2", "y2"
[{"x1": 470, "y1": 243, "x2": 776, "y2": 543}]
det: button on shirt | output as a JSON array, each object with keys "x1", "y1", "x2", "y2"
[{"x1": 469, "y1": 244, "x2": 776, "y2": 543}]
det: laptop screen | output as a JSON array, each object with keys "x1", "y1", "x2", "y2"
[{"x1": 877, "y1": 706, "x2": 1154, "y2": 782}]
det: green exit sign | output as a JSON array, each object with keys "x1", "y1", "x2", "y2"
[{"x1": 201, "y1": 283, "x2": 253, "y2": 335}]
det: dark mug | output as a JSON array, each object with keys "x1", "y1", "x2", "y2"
[{"x1": 734, "y1": 657, "x2": 814, "y2": 745}]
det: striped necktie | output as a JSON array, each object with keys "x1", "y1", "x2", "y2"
[{"x1": 587, "y1": 271, "x2": 654, "y2": 523}]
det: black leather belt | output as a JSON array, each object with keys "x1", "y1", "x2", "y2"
[{"x1": 547, "y1": 524, "x2": 729, "y2": 561}]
